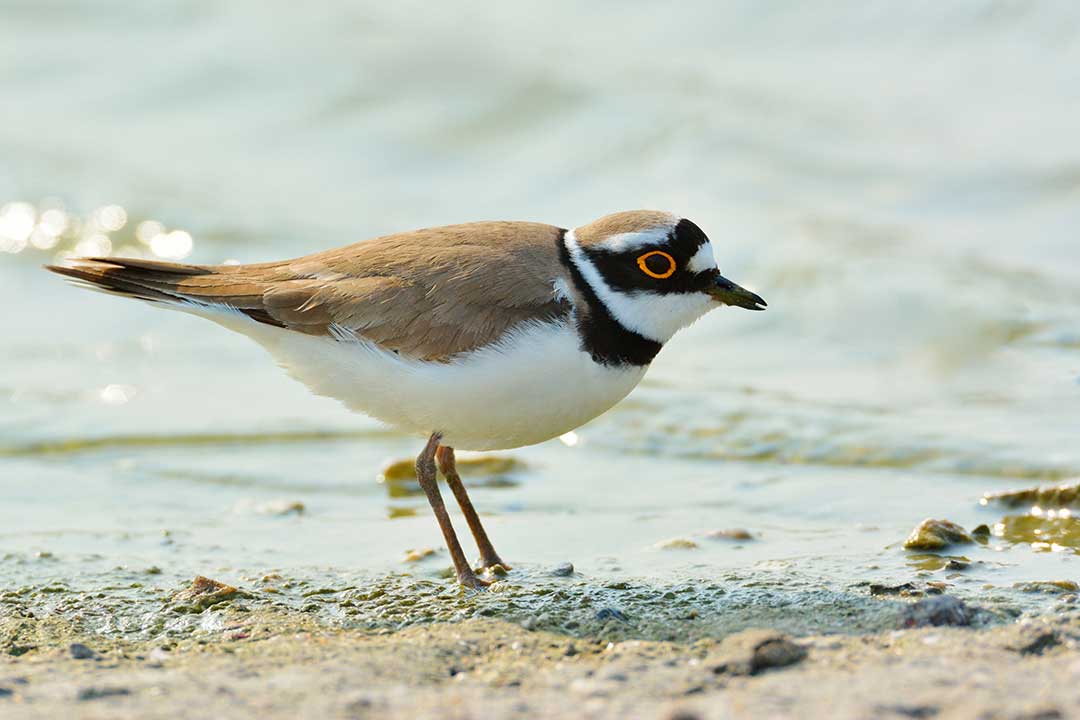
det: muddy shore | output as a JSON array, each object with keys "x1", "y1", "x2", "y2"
[{"x1": 3, "y1": 568, "x2": 1079, "y2": 719}]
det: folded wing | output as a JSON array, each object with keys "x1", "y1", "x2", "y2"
[{"x1": 45, "y1": 221, "x2": 572, "y2": 361}]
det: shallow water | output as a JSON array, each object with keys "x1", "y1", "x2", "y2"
[{"x1": 2, "y1": 3, "x2": 1080, "y2": 614}]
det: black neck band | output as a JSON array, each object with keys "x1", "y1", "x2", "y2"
[{"x1": 556, "y1": 230, "x2": 662, "y2": 367}]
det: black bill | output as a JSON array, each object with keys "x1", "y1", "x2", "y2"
[{"x1": 707, "y1": 273, "x2": 767, "y2": 311}]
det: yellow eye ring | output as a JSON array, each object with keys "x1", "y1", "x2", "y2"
[{"x1": 637, "y1": 250, "x2": 676, "y2": 279}]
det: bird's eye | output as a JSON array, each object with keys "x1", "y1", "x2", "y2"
[{"x1": 636, "y1": 250, "x2": 676, "y2": 279}]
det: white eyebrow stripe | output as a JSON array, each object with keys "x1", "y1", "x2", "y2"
[
  {"x1": 595, "y1": 228, "x2": 672, "y2": 253},
  {"x1": 687, "y1": 241, "x2": 717, "y2": 273}
]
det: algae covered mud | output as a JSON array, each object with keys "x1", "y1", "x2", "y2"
[{"x1": 2, "y1": 2, "x2": 1080, "y2": 717}]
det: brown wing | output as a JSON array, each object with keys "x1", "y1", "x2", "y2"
[{"x1": 46, "y1": 221, "x2": 572, "y2": 361}]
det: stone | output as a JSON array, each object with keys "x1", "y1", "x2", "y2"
[
  {"x1": 903, "y1": 519, "x2": 973, "y2": 550},
  {"x1": 403, "y1": 547, "x2": 436, "y2": 563},
  {"x1": 68, "y1": 643, "x2": 95, "y2": 660},
  {"x1": 708, "y1": 629, "x2": 807, "y2": 676},
  {"x1": 77, "y1": 686, "x2": 131, "y2": 701},
  {"x1": 550, "y1": 562, "x2": 575, "y2": 577},
  {"x1": 595, "y1": 607, "x2": 628, "y2": 623},
  {"x1": 705, "y1": 529, "x2": 754, "y2": 541},
  {"x1": 897, "y1": 595, "x2": 974, "y2": 628},
  {"x1": 655, "y1": 538, "x2": 699, "y2": 550},
  {"x1": 170, "y1": 576, "x2": 242, "y2": 611}
]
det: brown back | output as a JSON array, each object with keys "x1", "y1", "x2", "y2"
[{"x1": 47, "y1": 221, "x2": 573, "y2": 361}]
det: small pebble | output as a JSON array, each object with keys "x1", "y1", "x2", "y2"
[
  {"x1": 256, "y1": 500, "x2": 305, "y2": 516},
  {"x1": 897, "y1": 595, "x2": 974, "y2": 628},
  {"x1": 550, "y1": 561, "x2": 575, "y2": 577},
  {"x1": 709, "y1": 629, "x2": 807, "y2": 675},
  {"x1": 903, "y1": 519, "x2": 973, "y2": 550},
  {"x1": 705, "y1": 528, "x2": 754, "y2": 541},
  {"x1": 655, "y1": 538, "x2": 699, "y2": 550},
  {"x1": 595, "y1": 607, "x2": 629, "y2": 623},
  {"x1": 69, "y1": 643, "x2": 96, "y2": 660},
  {"x1": 669, "y1": 709, "x2": 702, "y2": 719},
  {"x1": 146, "y1": 647, "x2": 169, "y2": 668},
  {"x1": 403, "y1": 547, "x2": 436, "y2": 563},
  {"x1": 77, "y1": 686, "x2": 131, "y2": 701},
  {"x1": 1012, "y1": 629, "x2": 1062, "y2": 656}
]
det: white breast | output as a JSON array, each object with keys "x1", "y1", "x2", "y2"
[{"x1": 204, "y1": 310, "x2": 646, "y2": 451}]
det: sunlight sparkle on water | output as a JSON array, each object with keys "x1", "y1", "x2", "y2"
[
  {"x1": 0, "y1": 199, "x2": 198, "y2": 263},
  {"x1": 75, "y1": 233, "x2": 112, "y2": 257},
  {"x1": 135, "y1": 220, "x2": 165, "y2": 245},
  {"x1": 151, "y1": 230, "x2": 193, "y2": 260},
  {"x1": 99, "y1": 384, "x2": 137, "y2": 405},
  {"x1": 39, "y1": 208, "x2": 68, "y2": 236},
  {"x1": 93, "y1": 205, "x2": 128, "y2": 232},
  {"x1": 0, "y1": 201, "x2": 36, "y2": 253}
]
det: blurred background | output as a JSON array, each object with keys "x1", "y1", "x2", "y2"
[{"x1": 1, "y1": 3, "x2": 1079, "y2": 592}]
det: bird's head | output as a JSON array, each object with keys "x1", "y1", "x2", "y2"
[{"x1": 564, "y1": 210, "x2": 766, "y2": 344}]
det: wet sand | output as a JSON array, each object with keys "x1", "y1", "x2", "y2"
[{"x1": 3, "y1": 572, "x2": 1079, "y2": 719}]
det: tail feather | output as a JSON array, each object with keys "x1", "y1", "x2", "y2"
[
  {"x1": 44, "y1": 258, "x2": 197, "y2": 303},
  {"x1": 44, "y1": 257, "x2": 285, "y2": 327}
]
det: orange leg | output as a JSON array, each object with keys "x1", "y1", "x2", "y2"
[
  {"x1": 415, "y1": 434, "x2": 489, "y2": 589},
  {"x1": 436, "y1": 445, "x2": 511, "y2": 571}
]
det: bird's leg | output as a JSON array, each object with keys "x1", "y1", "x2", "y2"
[
  {"x1": 436, "y1": 445, "x2": 511, "y2": 572},
  {"x1": 416, "y1": 433, "x2": 490, "y2": 589}
]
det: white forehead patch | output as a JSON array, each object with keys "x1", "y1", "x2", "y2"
[
  {"x1": 564, "y1": 229, "x2": 715, "y2": 344},
  {"x1": 687, "y1": 241, "x2": 717, "y2": 273}
]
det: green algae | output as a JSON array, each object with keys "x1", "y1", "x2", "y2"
[
  {"x1": 982, "y1": 482, "x2": 1080, "y2": 509},
  {"x1": 1014, "y1": 581, "x2": 1080, "y2": 594},
  {"x1": 0, "y1": 569, "x2": 911, "y2": 653}
]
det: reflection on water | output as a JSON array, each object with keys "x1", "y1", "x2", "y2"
[
  {"x1": 905, "y1": 554, "x2": 973, "y2": 573},
  {"x1": 994, "y1": 514, "x2": 1080, "y2": 555},
  {"x1": 1, "y1": 2, "x2": 1079, "y2": 601},
  {"x1": 378, "y1": 455, "x2": 524, "y2": 500}
]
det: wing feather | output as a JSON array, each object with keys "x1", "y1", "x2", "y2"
[{"x1": 45, "y1": 221, "x2": 573, "y2": 361}]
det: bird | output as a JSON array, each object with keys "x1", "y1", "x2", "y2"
[{"x1": 45, "y1": 210, "x2": 765, "y2": 589}]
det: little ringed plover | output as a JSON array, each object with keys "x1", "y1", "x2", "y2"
[{"x1": 46, "y1": 210, "x2": 766, "y2": 588}]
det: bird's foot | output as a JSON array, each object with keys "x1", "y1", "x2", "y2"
[{"x1": 457, "y1": 570, "x2": 493, "y2": 590}]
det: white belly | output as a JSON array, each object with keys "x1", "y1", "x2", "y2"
[{"x1": 209, "y1": 313, "x2": 647, "y2": 450}]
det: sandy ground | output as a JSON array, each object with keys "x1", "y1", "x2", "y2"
[{"x1": 2, "y1": 582, "x2": 1079, "y2": 720}]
